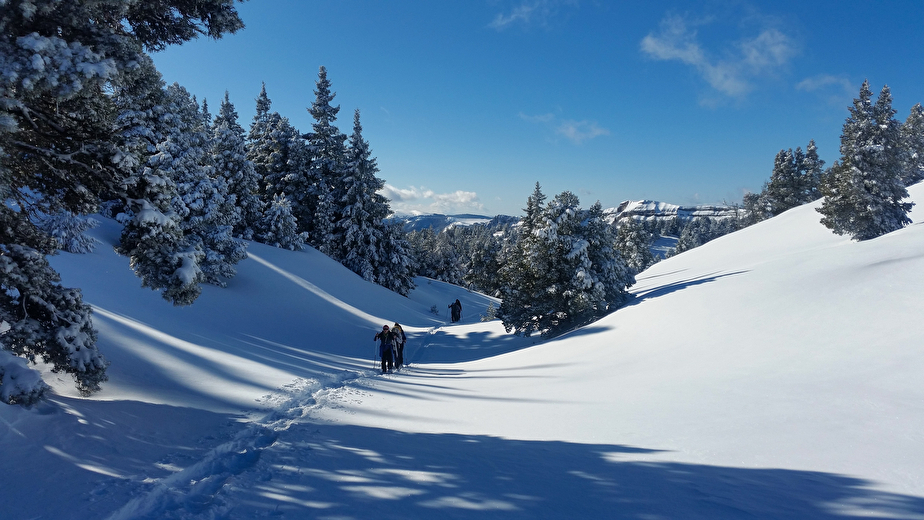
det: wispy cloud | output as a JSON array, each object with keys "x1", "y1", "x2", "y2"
[
  {"x1": 796, "y1": 74, "x2": 857, "y2": 104},
  {"x1": 519, "y1": 112, "x2": 610, "y2": 144},
  {"x1": 380, "y1": 185, "x2": 485, "y2": 215},
  {"x1": 640, "y1": 13, "x2": 797, "y2": 100},
  {"x1": 555, "y1": 120, "x2": 610, "y2": 143},
  {"x1": 489, "y1": 0, "x2": 577, "y2": 30}
]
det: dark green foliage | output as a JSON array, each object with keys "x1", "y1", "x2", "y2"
[
  {"x1": 900, "y1": 103, "x2": 924, "y2": 186},
  {"x1": 615, "y1": 218, "x2": 656, "y2": 274},
  {"x1": 817, "y1": 81, "x2": 913, "y2": 240},
  {"x1": 498, "y1": 187, "x2": 633, "y2": 338}
]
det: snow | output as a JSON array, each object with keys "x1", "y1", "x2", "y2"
[{"x1": 1, "y1": 184, "x2": 924, "y2": 518}]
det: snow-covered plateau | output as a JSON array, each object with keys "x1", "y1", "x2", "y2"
[{"x1": 1, "y1": 184, "x2": 923, "y2": 519}]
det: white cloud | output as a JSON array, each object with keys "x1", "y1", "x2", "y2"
[
  {"x1": 379, "y1": 184, "x2": 485, "y2": 215},
  {"x1": 796, "y1": 74, "x2": 855, "y2": 93},
  {"x1": 489, "y1": 0, "x2": 577, "y2": 30},
  {"x1": 796, "y1": 74, "x2": 857, "y2": 106},
  {"x1": 641, "y1": 14, "x2": 797, "y2": 99},
  {"x1": 520, "y1": 112, "x2": 610, "y2": 144},
  {"x1": 555, "y1": 120, "x2": 610, "y2": 144}
]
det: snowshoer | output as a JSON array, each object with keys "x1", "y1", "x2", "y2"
[
  {"x1": 374, "y1": 325, "x2": 397, "y2": 373},
  {"x1": 449, "y1": 299, "x2": 462, "y2": 323},
  {"x1": 392, "y1": 323, "x2": 407, "y2": 369}
]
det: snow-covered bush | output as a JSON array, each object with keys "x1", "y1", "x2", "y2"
[{"x1": 0, "y1": 349, "x2": 49, "y2": 406}]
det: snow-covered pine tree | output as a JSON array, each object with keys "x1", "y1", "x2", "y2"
[
  {"x1": 338, "y1": 109, "x2": 387, "y2": 282},
  {"x1": 523, "y1": 191, "x2": 588, "y2": 335},
  {"x1": 34, "y1": 212, "x2": 100, "y2": 254},
  {"x1": 464, "y1": 225, "x2": 506, "y2": 295},
  {"x1": 0, "y1": 240, "x2": 107, "y2": 397},
  {"x1": 900, "y1": 103, "x2": 924, "y2": 186},
  {"x1": 163, "y1": 83, "x2": 246, "y2": 288},
  {"x1": 583, "y1": 202, "x2": 634, "y2": 309},
  {"x1": 432, "y1": 231, "x2": 465, "y2": 285},
  {"x1": 817, "y1": 81, "x2": 914, "y2": 240},
  {"x1": 303, "y1": 66, "x2": 349, "y2": 256},
  {"x1": 616, "y1": 217, "x2": 656, "y2": 275},
  {"x1": 499, "y1": 189, "x2": 633, "y2": 337},
  {"x1": 114, "y1": 64, "x2": 204, "y2": 305},
  {"x1": 213, "y1": 92, "x2": 263, "y2": 240},
  {"x1": 497, "y1": 182, "x2": 548, "y2": 336},
  {"x1": 801, "y1": 139, "x2": 825, "y2": 202},
  {"x1": 375, "y1": 221, "x2": 416, "y2": 296},
  {"x1": 764, "y1": 148, "x2": 801, "y2": 214},
  {"x1": 117, "y1": 148, "x2": 204, "y2": 306},
  {"x1": 246, "y1": 85, "x2": 306, "y2": 228},
  {"x1": 0, "y1": 0, "x2": 243, "y2": 402},
  {"x1": 246, "y1": 82, "x2": 274, "y2": 196},
  {"x1": 259, "y1": 193, "x2": 308, "y2": 251}
]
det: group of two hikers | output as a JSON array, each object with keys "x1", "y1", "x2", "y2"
[{"x1": 374, "y1": 323, "x2": 407, "y2": 374}]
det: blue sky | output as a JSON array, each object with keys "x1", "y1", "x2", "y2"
[{"x1": 152, "y1": 0, "x2": 924, "y2": 216}]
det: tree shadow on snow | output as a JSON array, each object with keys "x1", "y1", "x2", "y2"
[
  {"x1": 220, "y1": 421, "x2": 924, "y2": 520},
  {"x1": 407, "y1": 327, "x2": 535, "y2": 365},
  {"x1": 10, "y1": 399, "x2": 924, "y2": 520},
  {"x1": 627, "y1": 270, "x2": 749, "y2": 307}
]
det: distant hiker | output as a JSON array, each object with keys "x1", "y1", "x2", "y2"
[
  {"x1": 374, "y1": 325, "x2": 397, "y2": 373},
  {"x1": 392, "y1": 323, "x2": 407, "y2": 369},
  {"x1": 449, "y1": 299, "x2": 462, "y2": 323}
]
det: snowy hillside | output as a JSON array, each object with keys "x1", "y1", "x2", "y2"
[{"x1": 1, "y1": 184, "x2": 923, "y2": 519}]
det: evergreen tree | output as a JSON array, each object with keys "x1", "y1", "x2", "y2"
[
  {"x1": 817, "y1": 81, "x2": 913, "y2": 240},
  {"x1": 900, "y1": 103, "x2": 924, "y2": 186},
  {"x1": 583, "y1": 202, "x2": 634, "y2": 309},
  {"x1": 117, "y1": 144, "x2": 204, "y2": 306},
  {"x1": 164, "y1": 83, "x2": 246, "y2": 288},
  {"x1": 259, "y1": 193, "x2": 308, "y2": 251},
  {"x1": 521, "y1": 181, "x2": 547, "y2": 235},
  {"x1": 246, "y1": 84, "x2": 304, "y2": 209},
  {"x1": 740, "y1": 192, "x2": 770, "y2": 226},
  {"x1": 801, "y1": 139, "x2": 825, "y2": 201},
  {"x1": 407, "y1": 227, "x2": 440, "y2": 279},
  {"x1": 671, "y1": 217, "x2": 732, "y2": 255},
  {"x1": 764, "y1": 148, "x2": 801, "y2": 214},
  {"x1": 616, "y1": 218, "x2": 656, "y2": 275},
  {"x1": 499, "y1": 189, "x2": 633, "y2": 337},
  {"x1": 376, "y1": 222, "x2": 416, "y2": 296},
  {"x1": 338, "y1": 109, "x2": 387, "y2": 282},
  {"x1": 303, "y1": 66, "x2": 348, "y2": 255},
  {"x1": 0, "y1": 0, "x2": 243, "y2": 402},
  {"x1": 114, "y1": 69, "x2": 204, "y2": 305},
  {"x1": 497, "y1": 183, "x2": 547, "y2": 336},
  {"x1": 464, "y1": 226, "x2": 506, "y2": 295},
  {"x1": 213, "y1": 91, "x2": 263, "y2": 240}
]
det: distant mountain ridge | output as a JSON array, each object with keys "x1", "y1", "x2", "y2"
[
  {"x1": 393, "y1": 201, "x2": 738, "y2": 233},
  {"x1": 606, "y1": 200, "x2": 739, "y2": 223},
  {"x1": 394, "y1": 213, "x2": 518, "y2": 233}
]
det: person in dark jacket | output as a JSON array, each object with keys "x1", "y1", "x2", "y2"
[
  {"x1": 374, "y1": 325, "x2": 397, "y2": 373},
  {"x1": 392, "y1": 322, "x2": 407, "y2": 369},
  {"x1": 449, "y1": 299, "x2": 462, "y2": 323}
]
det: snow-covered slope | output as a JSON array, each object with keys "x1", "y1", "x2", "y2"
[{"x1": 1, "y1": 184, "x2": 923, "y2": 519}]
